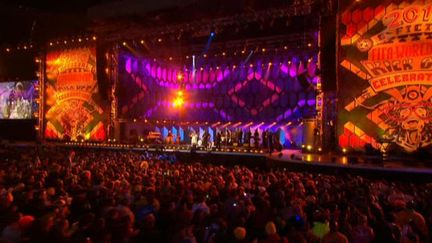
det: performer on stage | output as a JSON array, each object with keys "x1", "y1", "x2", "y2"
[
  {"x1": 176, "y1": 133, "x2": 181, "y2": 145},
  {"x1": 190, "y1": 130, "x2": 198, "y2": 147},
  {"x1": 166, "y1": 130, "x2": 174, "y2": 144},
  {"x1": 238, "y1": 128, "x2": 243, "y2": 145},
  {"x1": 216, "y1": 131, "x2": 222, "y2": 149},
  {"x1": 268, "y1": 131, "x2": 274, "y2": 154},
  {"x1": 202, "y1": 130, "x2": 210, "y2": 149},
  {"x1": 245, "y1": 129, "x2": 252, "y2": 147},
  {"x1": 262, "y1": 130, "x2": 268, "y2": 149},
  {"x1": 253, "y1": 129, "x2": 260, "y2": 148}
]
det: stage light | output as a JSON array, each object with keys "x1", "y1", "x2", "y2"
[
  {"x1": 307, "y1": 43, "x2": 312, "y2": 47},
  {"x1": 307, "y1": 145, "x2": 312, "y2": 151},
  {"x1": 122, "y1": 42, "x2": 127, "y2": 46},
  {"x1": 233, "y1": 65, "x2": 236, "y2": 68},
  {"x1": 318, "y1": 148, "x2": 322, "y2": 152},
  {"x1": 6, "y1": 48, "x2": 10, "y2": 52},
  {"x1": 222, "y1": 52, "x2": 226, "y2": 56},
  {"x1": 177, "y1": 90, "x2": 183, "y2": 96},
  {"x1": 169, "y1": 57, "x2": 173, "y2": 61},
  {"x1": 92, "y1": 36, "x2": 97, "y2": 40},
  {"x1": 157, "y1": 38, "x2": 163, "y2": 42},
  {"x1": 301, "y1": 144, "x2": 305, "y2": 148},
  {"x1": 177, "y1": 73, "x2": 183, "y2": 81},
  {"x1": 342, "y1": 148, "x2": 347, "y2": 153},
  {"x1": 284, "y1": 46, "x2": 288, "y2": 50},
  {"x1": 210, "y1": 31, "x2": 215, "y2": 37},
  {"x1": 241, "y1": 50, "x2": 245, "y2": 54},
  {"x1": 203, "y1": 54, "x2": 207, "y2": 58},
  {"x1": 249, "y1": 64, "x2": 253, "y2": 67},
  {"x1": 186, "y1": 56, "x2": 189, "y2": 59},
  {"x1": 78, "y1": 38, "x2": 82, "y2": 42},
  {"x1": 268, "y1": 62, "x2": 272, "y2": 66},
  {"x1": 262, "y1": 48, "x2": 266, "y2": 52},
  {"x1": 49, "y1": 42, "x2": 53, "y2": 46},
  {"x1": 133, "y1": 119, "x2": 137, "y2": 122},
  {"x1": 172, "y1": 97, "x2": 184, "y2": 108},
  {"x1": 63, "y1": 41, "x2": 67, "y2": 44},
  {"x1": 23, "y1": 46, "x2": 27, "y2": 49}
]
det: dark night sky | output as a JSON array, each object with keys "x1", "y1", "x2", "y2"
[{"x1": 0, "y1": 0, "x2": 120, "y2": 44}]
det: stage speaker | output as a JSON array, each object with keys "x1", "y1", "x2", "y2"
[{"x1": 320, "y1": 15, "x2": 337, "y2": 91}]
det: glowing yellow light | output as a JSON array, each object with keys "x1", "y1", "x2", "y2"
[
  {"x1": 172, "y1": 97, "x2": 184, "y2": 108},
  {"x1": 78, "y1": 38, "x2": 82, "y2": 42},
  {"x1": 177, "y1": 90, "x2": 183, "y2": 96},
  {"x1": 307, "y1": 145, "x2": 312, "y2": 151},
  {"x1": 342, "y1": 148, "x2": 347, "y2": 153},
  {"x1": 92, "y1": 36, "x2": 97, "y2": 40},
  {"x1": 140, "y1": 40, "x2": 144, "y2": 44},
  {"x1": 122, "y1": 42, "x2": 126, "y2": 46},
  {"x1": 177, "y1": 73, "x2": 183, "y2": 81}
]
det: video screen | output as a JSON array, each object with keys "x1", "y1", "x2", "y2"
[{"x1": 0, "y1": 81, "x2": 38, "y2": 119}]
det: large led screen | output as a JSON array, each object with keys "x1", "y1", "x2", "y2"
[
  {"x1": 338, "y1": 0, "x2": 432, "y2": 152},
  {"x1": 0, "y1": 81, "x2": 37, "y2": 119},
  {"x1": 118, "y1": 54, "x2": 319, "y2": 123},
  {"x1": 44, "y1": 47, "x2": 106, "y2": 141}
]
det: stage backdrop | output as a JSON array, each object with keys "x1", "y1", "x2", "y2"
[
  {"x1": 118, "y1": 53, "x2": 318, "y2": 123},
  {"x1": 338, "y1": 0, "x2": 432, "y2": 152},
  {"x1": 44, "y1": 47, "x2": 107, "y2": 141}
]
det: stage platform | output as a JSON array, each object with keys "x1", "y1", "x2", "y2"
[{"x1": 4, "y1": 142, "x2": 432, "y2": 181}]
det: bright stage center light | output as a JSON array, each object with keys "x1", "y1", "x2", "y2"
[{"x1": 172, "y1": 97, "x2": 184, "y2": 108}]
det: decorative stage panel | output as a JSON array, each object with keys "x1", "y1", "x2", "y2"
[
  {"x1": 118, "y1": 54, "x2": 318, "y2": 123},
  {"x1": 44, "y1": 47, "x2": 107, "y2": 141},
  {"x1": 338, "y1": 0, "x2": 432, "y2": 152}
]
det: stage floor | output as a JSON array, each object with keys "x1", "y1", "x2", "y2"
[{"x1": 6, "y1": 142, "x2": 432, "y2": 179}]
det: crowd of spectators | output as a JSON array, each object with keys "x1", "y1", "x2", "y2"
[{"x1": 0, "y1": 146, "x2": 431, "y2": 243}]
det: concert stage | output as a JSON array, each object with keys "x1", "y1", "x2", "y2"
[{"x1": 52, "y1": 142, "x2": 432, "y2": 181}]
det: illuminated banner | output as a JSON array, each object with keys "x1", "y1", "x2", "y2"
[
  {"x1": 44, "y1": 47, "x2": 106, "y2": 141},
  {"x1": 338, "y1": 1, "x2": 432, "y2": 152}
]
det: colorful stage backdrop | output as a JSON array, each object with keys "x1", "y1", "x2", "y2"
[
  {"x1": 44, "y1": 47, "x2": 106, "y2": 141},
  {"x1": 338, "y1": 0, "x2": 432, "y2": 152},
  {"x1": 118, "y1": 53, "x2": 318, "y2": 123}
]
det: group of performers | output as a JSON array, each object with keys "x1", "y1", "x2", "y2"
[{"x1": 163, "y1": 127, "x2": 282, "y2": 152}]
